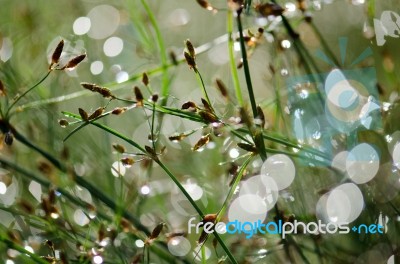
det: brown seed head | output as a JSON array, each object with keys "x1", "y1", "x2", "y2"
[
  {"x1": 81, "y1": 82, "x2": 114, "y2": 98},
  {"x1": 81, "y1": 82, "x2": 100, "y2": 91},
  {"x1": 168, "y1": 133, "x2": 186, "y2": 142},
  {"x1": 237, "y1": 143, "x2": 258, "y2": 153},
  {"x1": 192, "y1": 134, "x2": 211, "y2": 151},
  {"x1": 215, "y1": 79, "x2": 228, "y2": 98},
  {"x1": 134, "y1": 86, "x2": 144, "y2": 106},
  {"x1": 201, "y1": 98, "x2": 213, "y2": 112},
  {"x1": 88, "y1": 107, "x2": 104, "y2": 120},
  {"x1": 142, "y1": 72, "x2": 149, "y2": 86},
  {"x1": 145, "y1": 145, "x2": 158, "y2": 160},
  {"x1": 151, "y1": 93, "x2": 159, "y2": 103},
  {"x1": 64, "y1": 54, "x2": 86, "y2": 69},
  {"x1": 112, "y1": 107, "x2": 127, "y2": 115},
  {"x1": 112, "y1": 144, "x2": 126, "y2": 153},
  {"x1": 149, "y1": 222, "x2": 166, "y2": 240},
  {"x1": 58, "y1": 119, "x2": 69, "y2": 127},
  {"x1": 50, "y1": 39, "x2": 64, "y2": 69},
  {"x1": 78, "y1": 108, "x2": 88, "y2": 121},
  {"x1": 256, "y1": 3, "x2": 285, "y2": 17},
  {"x1": 181, "y1": 101, "x2": 197, "y2": 110},
  {"x1": 99, "y1": 87, "x2": 113, "y2": 98},
  {"x1": 169, "y1": 50, "x2": 178, "y2": 65},
  {"x1": 184, "y1": 51, "x2": 197, "y2": 70},
  {"x1": 196, "y1": 0, "x2": 211, "y2": 9},
  {"x1": 184, "y1": 39, "x2": 196, "y2": 58},
  {"x1": 121, "y1": 157, "x2": 135, "y2": 166},
  {"x1": 199, "y1": 110, "x2": 219, "y2": 123},
  {"x1": 202, "y1": 213, "x2": 217, "y2": 223},
  {"x1": 256, "y1": 106, "x2": 266, "y2": 128}
]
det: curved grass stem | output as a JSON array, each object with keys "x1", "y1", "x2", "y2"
[
  {"x1": 6, "y1": 70, "x2": 51, "y2": 118},
  {"x1": 194, "y1": 68, "x2": 213, "y2": 110}
]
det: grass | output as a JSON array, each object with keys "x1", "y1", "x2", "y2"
[{"x1": 0, "y1": 0, "x2": 400, "y2": 263}]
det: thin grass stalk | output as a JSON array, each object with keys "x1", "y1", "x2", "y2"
[
  {"x1": 194, "y1": 69, "x2": 213, "y2": 110},
  {"x1": 5, "y1": 71, "x2": 51, "y2": 118},
  {"x1": 236, "y1": 10, "x2": 257, "y2": 117},
  {"x1": 140, "y1": 0, "x2": 169, "y2": 106},
  {"x1": 236, "y1": 10, "x2": 268, "y2": 161},
  {"x1": 227, "y1": 9, "x2": 244, "y2": 107},
  {"x1": 216, "y1": 155, "x2": 253, "y2": 221},
  {"x1": 140, "y1": 0, "x2": 173, "y2": 145}
]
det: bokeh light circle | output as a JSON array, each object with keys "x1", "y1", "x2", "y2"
[
  {"x1": 346, "y1": 143, "x2": 379, "y2": 184},
  {"x1": 73, "y1": 17, "x2": 91, "y2": 35},
  {"x1": 103, "y1": 37, "x2": 123, "y2": 57},
  {"x1": 228, "y1": 194, "x2": 268, "y2": 225},
  {"x1": 261, "y1": 154, "x2": 296, "y2": 190},
  {"x1": 168, "y1": 236, "x2": 191, "y2": 257},
  {"x1": 239, "y1": 174, "x2": 279, "y2": 211},
  {"x1": 87, "y1": 5, "x2": 120, "y2": 39},
  {"x1": 317, "y1": 183, "x2": 364, "y2": 223}
]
